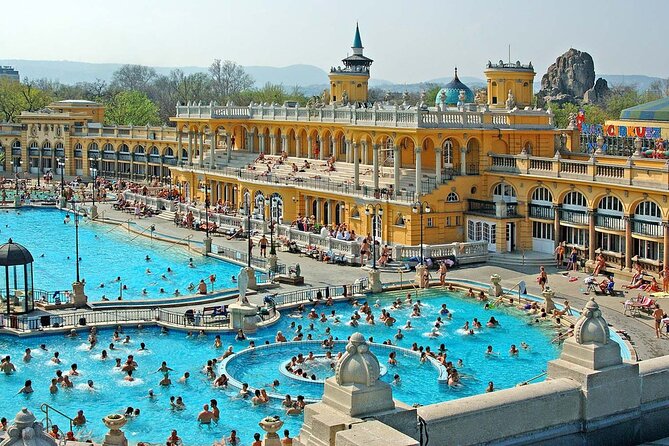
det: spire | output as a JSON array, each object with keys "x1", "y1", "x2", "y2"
[
  {"x1": 454, "y1": 67, "x2": 459, "y2": 81},
  {"x1": 352, "y1": 22, "x2": 363, "y2": 49}
]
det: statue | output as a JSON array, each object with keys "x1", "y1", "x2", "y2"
[
  {"x1": 490, "y1": 274, "x2": 503, "y2": 297},
  {"x1": 402, "y1": 90, "x2": 409, "y2": 105},
  {"x1": 0, "y1": 408, "x2": 56, "y2": 446},
  {"x1": 30, "y1": 125, "x2": 37, "y2": 137},
  {"x1": 383, "y1": 91, "x2": 391, "y2": 103},
  {"x1": 55, "y1": 125, "x2": 62, "y2": 137},
  {"x1": 474, "y1": 88, "x2": 487, "y2": 105},
  {"x1": 437, "y1": 90, "x2": 446, "y2": 111},
  {"x1": 342, "y1": 90, "x2": 349, "y2": 105},
  {"x1": 457, "y1": 89, "x2": 466, "y2": 106},
  {"x1": 567, "y1": 112, "x2": 577, "y2": 130},
  {"x1": 321, "y1": 89, "x2": 330, "y2": 106},
  {"x1": 237, "y1": 267, "x2": 250, "y2": 305},
  {"x1": 335, "y1": 333, "x2": 381, "y2": 387},
  {"x1": 505, "y1": 89, "x2": 516, "y2": 110}
]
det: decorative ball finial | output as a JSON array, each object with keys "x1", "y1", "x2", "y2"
[
  {"x1": 335, "y1": 333, "x2": 381, "y2": 386},
  {"x1": 574, "y1": 298, "x2": 610, "y2": 345}
]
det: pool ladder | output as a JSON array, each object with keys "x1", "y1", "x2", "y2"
[{"x1": 40, "y1": 403, "x2": 74, "y2": 434}]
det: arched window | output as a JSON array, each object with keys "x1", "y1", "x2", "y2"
[
  {"x1": 164, "y1": 147, "x2": 174, "y2": 157},
  {"x1": 446, "y1": 192, "x2": 459, "y2": 202},
  {"x1": 443, "y1": 139, "x2": 454, "y2": 165},
  {"x1": 88, "y1": 142, "x2": 99, "y2": 152},
  {"x1": 55, "y1": 142, "x2": 64, "y2": 149},
  {"x1": 103, "y1": 143, "x2": 114, "y2": 153},
  {"x1": 562, "y1": 191, "x2": 587, "y2": 209},
  {"x1": 134, "y1": 145, "x2": 145, "y2": 154},
  {"x1": 150, "y1": 146, "x2": 160, "y2": 155},
  {"x1": 73, "y1": 143, "x2": 82, "y2": 151},
  {"x1": 635, "y1": 201, "x2": 662, "y2": 221},
  {"x1": 254, "y1": 191, "x2": 266, "y2": 219},
  {"x1": 394, "y1": 213, "x2": 405, "y2": 226},
  {"x1": 119, "y1": 144, "x2": 129, "y2": 153},
  {"x1": 29, "y1": 141, "x2": 39, "y2": 149},
  {"x1": 350, "y1": 206, "x2": 360, "y2": 219},
  {"x1": 270, "y1": 193, "x2": 283, "y2": 223},
  {"x1": 597, "y1": 196, "x2": 623, "y2": 214},
  {"x1": 12, "y1": 140, "x2": 21, "y2": 150},
  {"x1": 41, "y1": 141, "x2": 51, "y2": 149},
  {"x1": 492, "y1": 183, "x2": 516, "y2": 202},
  {"x1": 531, "y1": 187, "x2": 553, "y2": 203}
]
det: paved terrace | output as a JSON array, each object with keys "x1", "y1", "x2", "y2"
[{"x1": 66, "y1": 200, "x2": 669, "y2": 362}]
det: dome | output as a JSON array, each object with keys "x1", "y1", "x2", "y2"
[
  {"x1": 435, "y1": 68, "x2": 474, "y2": 106},
  {"x1": 0, "y1": 239, "x2": 34, "y2": 267}
]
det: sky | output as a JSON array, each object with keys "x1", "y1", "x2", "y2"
[{"x1": 2, "y1": 0, "x2": 667, "y2": 83}]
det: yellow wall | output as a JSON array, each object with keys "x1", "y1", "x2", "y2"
[
  {"x1": 484, "y1": 68, "x2": 535, "y2": 108},
  {"x1": 328, "y1": 72, "x2": 369, "y2": 103}
]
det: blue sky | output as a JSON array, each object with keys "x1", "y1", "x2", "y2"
[{"x1": 3, "y1": 0, "x2": 667, "y2": 83}]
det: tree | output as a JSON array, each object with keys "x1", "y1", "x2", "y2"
[
  {"x1": 105, "y1": 90, "x2": 160, "y2": 126},
  {"x1": 111, "y1": 65, "x2": 157, "y2": 93},
  {"x1": 208, "y1": 59, "x2": 254, "y2": 103},
  {"x1": 603, "y1": 85, "x2": 640, "y2": 120},
  {"x1": 423, "y1": 84, "x2": 441, "y2": 106},
  {"x1": 0, "y1": 78, "x2": 52, "y2": 122},
  {"x1": 168, "y1": 69, "x2": 214, "y2": 105}
]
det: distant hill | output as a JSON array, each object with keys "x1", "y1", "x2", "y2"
[{"x1": 598, "y1": 74, "x2": 665, "y2": 91}]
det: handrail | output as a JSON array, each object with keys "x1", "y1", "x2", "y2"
[
  {"x1": 516, "y1": 371, "x2": 547, "y2": 386},
  {"x1": 162, "y1": 234, "x2": 193, "y2": 253},
  {"x1": 128, "y1": 223, "x2": 153, "y2": 242},
  {"x1": 40, "y1": 403, "x2": 74, "y2": 433}
]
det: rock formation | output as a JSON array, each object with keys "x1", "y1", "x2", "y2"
[
  {"x1": 583, "y1": 77, "x2": 610, "y2": 105},
  {"x1": 538, "y1": 48, "x2": 602, "y2": 105}
]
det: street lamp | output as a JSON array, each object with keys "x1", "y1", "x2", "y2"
[
  {"x1": 412, "y1": 201, "x2": 432, "y2": 265},
  {"x1": 89, "y1": 156, "x2": 99, "y2": 215},
  {"x1": 364, "y1": 204, "x2": 384, "y2": 269},
  {"x1": 201, "y1": 182, "x2": 210, "y2": 239},
  {"x1": 245, "y1": 193, "x2": 252, "y2": 268},
  {"x1": 58, "y1": 158, "x2": 65, "y2": 198},
  {"x1": 71, "y1": 197, "x2": 81, "y2": 282},
  {"x1": 269, "y1": 197, "x2": 276, "y2": 257}
]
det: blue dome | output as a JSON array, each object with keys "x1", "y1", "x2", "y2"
[{"x1": 435, "y1": 68, "x2": 474, "y2": 106}]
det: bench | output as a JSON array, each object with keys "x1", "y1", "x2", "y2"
[
  {"x1": 203, "y1": 304, "x2": 229, "y2": 317},
  {"x1": 275, "y1": 275, "x2": 305, "y2": 285}
]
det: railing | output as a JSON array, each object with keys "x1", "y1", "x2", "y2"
[
  {"x1": 394, "y1": 241, "x2": 488, "y2": 263},
  {"x1": 560, "y1": 209, "x2": 589, "y2": 225},
  {"x1": 34, "y1": 289, "x2": 73, "y2": 305},
  {"x1": 468, "y1": 199, "x2": 496, "y2": 215},
  {"x1": 270, "y1": 278, "x2": 369, "y2": 307},
  {"x1": 632, "y1": 219, "x2": 663, "y2": 238},
  {"x1": 595, "y1": 214, "x2": 626, "y2": 231},
  {"x1": 506, "y1": 203, "x2": 519, "y2": 217},
  {"x1": 596, "y1": 164, "x2": 625, "y2": 180},
  {"x1": 41, "y1": 403, "x2": 74, "y2": 433},
  {"x1": 529, "y1": 159, "x2": 553, "y2": 172},
  {"x1": 529, "y1": 204, "x2": 554, "y2": 220}
]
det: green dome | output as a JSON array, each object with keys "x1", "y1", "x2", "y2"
[{"x1": 435, "y1": 68, "x2": 474, "y2": 106}]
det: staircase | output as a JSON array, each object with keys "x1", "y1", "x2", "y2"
[
  {"x1": 488, "y1": 251, "x2": 555, "y2": 269},
  {"x1": 156, "y1": 210, "x2": 176, "y2": 222}
]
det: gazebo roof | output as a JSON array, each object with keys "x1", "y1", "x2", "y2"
[{"x1": 0, "y1": 239, "x2": 34, "y2": 267}]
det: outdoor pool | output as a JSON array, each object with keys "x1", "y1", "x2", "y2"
[
  {"x1": 0, "y1": 288, "x2": 566, "y2": 445},
  {"x1": 2, "y1": 207, "x2": 238, "y2": 301}
]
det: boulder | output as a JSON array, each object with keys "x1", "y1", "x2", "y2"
[
  {"x1": 538, "y1": 48, "x2": 596, "y2": 103},
  {"x1": 583, "y1": 77, "x2": 610, "y2": 105}
]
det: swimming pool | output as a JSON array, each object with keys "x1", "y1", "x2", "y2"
[
  {"x1": 2, "y1": 208, "x2": 238, "y2": 301},
  {"x1": 0, "y1": 287, "x2": 563, "y2": 445}
]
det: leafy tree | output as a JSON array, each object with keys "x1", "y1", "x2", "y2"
[
  {"x1": 105, "y1": 90, "x2": 160, "y2": 126},
  {"x1": 111, "y1": 65, "x2": 157, "y2": 93},
  {"x1": 0, "y1": 78, "x2": 52, "y2": 122},
  {"x1": 209, "y1": 59, "x2": 254, "y2": 103},
  {"x1": 423, "y1": 84, "x2": 441, "y2": 106}
]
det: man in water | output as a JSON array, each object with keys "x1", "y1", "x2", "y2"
[
  {"x1": 1, "y1": 356, "x2": 16, "y2": 374},
  {"x1": 197, "y1": 404, "x2": 214, "y2": 424}
]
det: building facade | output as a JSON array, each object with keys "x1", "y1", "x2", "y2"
[{"x1": 1, "y1": 25, "x2": 668, "y2": 275}]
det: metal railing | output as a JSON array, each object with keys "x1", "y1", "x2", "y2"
[
  {"x1": 560, "y1": 209, "x2": 589, "y2": 225},
  {"x1": 595, "y1": 214, "x2": 625, "y2": 231},
  {"x1": 468, "y1": 199, "x2": 496, "y2": 215},
  {"x1": 529, "y1": 204, "x2": 554, "y2": 220},
  {"x1": 41, "y1": 403, "x2": 74, "y2": 433},
  {"x1": 631, "y1": 219, "x2": 663, "y2": 238}
]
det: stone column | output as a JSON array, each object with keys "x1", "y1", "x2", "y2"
[
  {"x1": 361, "y1": 140, "x2": 368, "y2": 165},
  {"x1": 210, "y1": 131, "x2": 217, "y2": 169},
  {"x1": 295, "y1": 136, "x2": 302, "y2": 158},
  {"x1": 625, "y1": 215, "x2": 633, "y2": 269},
  {"x1": 664, "y1": 222, "x2": 669, "y2": 269},
  {"x1": 393, "y1": 144, "x2": 400, "y2": 192},
  {"x1": 435, "y1": 146, "x2": 442, "y2": 184},
  {"x1": 250, "y1": 130, "x2": 257, "y2": 152},
  {"x1": 415, "y1": 146, "x2": 423, "y2": 197},
  {"x1": 373, "y1": 143, "x2": 380, "y2": 191},
  {"x1": 226, "y1": 133, "x2": 232, "y2": 163},
  {"x1": 315, "y1": 198, "x2": 321, "y2": 223},
  {"x1": 588, "y1": 209, "x2": 596, "y2": 261},
  {"x1": 198, "y1": 131, "x2": 205, "y2": 167},
  {"x1": 319, "y1": 136, "x2": 325, "y2": 160},
  {"x1": 460, "y1": 147, "x2": 467, "y2": 176},
  {"x1": 259, "y1": 134, "x2": 265, "y2": 154},
  {"x1": 177, "y1": 131, "x2": 183, "y2": 166},
  {"x1": 330, "y1": 136, "x2": 336, "y2": 160},
  {"x1": 281, "y1": 135, "x2": 288, "y2": 155},
  {"x1": 187, "y1": 131, "x2": 193, "y2": 165},
  {"x1": 353, "y1": 141, "x2": 360, "y2": 190},
  {"x1": 553, "y1": 204, "x2": 561, "y2": 248},
  {"x1": 270, "y1": 135, "x2": 277, "y2": 155},
  {"x1": 307, "y1": 136, "x2": 313, "y2": 159}
]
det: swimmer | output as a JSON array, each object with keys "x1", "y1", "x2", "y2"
[
  {"x1": 486, "y1": 381, "x2": 495, "y2": 392},
  {"x1": 174, "y1": 289, "x2": 180, "y2": 296},
  {"x1": 142, "y1": 289, "x2": 147, "y2": 295},
  {"x1": 113, "y1": 276, "x2": 121, "y2": 282},
  {"x1": 520, "y1": 342, "x2": 530, "y2": 350},
  {"x1": 145, "y1": 255, "x2": 151, "y2": 261},
  {"x1": 49, "y1": 379, "x2": 58, "y2": 394},
  {"x1": 124, "y1": 370, "x2": 135, "y2": 381},
  {"x1": 99, "y1": 283, "x2": 105, "y2": 288},
  {"x1": 161, "y1": 274, "x2": 167, "y2": 280},
  {"x1": 146, "y1": 268, "x2": 151, "y2": 274},
  {"x1": 123, "y1": 336, "x2": 131, "y2": 344},
  {"x1": 87, "y1": 380, "x2": 94, "y2": 390},
  {"x1": 23, "y1": 348, "x2": 32, "y2": 362},
  {"x1": 392, "y1": 374, "x2": 401, "y2": 385},
  {"x1": 188, "y1": 258, "x2": 194, "y2": 268},
  {"x1": 167, "y1": 267, "x2": 172, "y2": 273},
  {"x1": 486, "y1": 345, "x2": 495, "y2": 355},
  {"x1": 509, "y1": 344, "x2": 519, "y2": 356},
  {"x1": 231, "y1": 275, "x2": 237, "y2": 283},
  {"x1": 17, "y1": 380, "x2": 33, "y2": 395},
  {"x1": 159, "y1": 288, "x2": 166, "y2": 294},
  {"x1": 197, "y1": 404, "x2": 214, "y2": 424},
  {"x1": 179, "y1": 372, "x2": 190, "y2": 383},
  {"x1": 51, "y1": 352, "x2": 61, "y2": 364},
  {"x1": 159, "y1": 375, "x2": 172, "y2": 386}
]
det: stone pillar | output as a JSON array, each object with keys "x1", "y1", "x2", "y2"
[
  {"x1": 270, "y1": 135, "x2": 277, "y2": 155},
  {"x1": 373, "y1": 144, "x2": 380, "y2": 191},
  {"x1": 664, "y1": 222, "x2": 669, "y2": 269},
  {"x1": 415, "y1": 147, "x2": 423, "y2": 197},
  {"x1": 307, "y1": 136, "x2": 313, "y2": 159},
  {"x1": 330, "y1": 136, "x2": 336, "y2": 160},
  {"x1": 281, "y1": 135, "x2": 287, "y2": 155},
  {"x1": 259, "y1": 134, "x2": 265, "y2": 154},
  {"x1": 353, "y1": 141, "x2": 360, "y2": 190},
  {"x1": 435, "y1": 147, "x2": 443, "y2": 184},
  {"x1": 460, "y1": 147, "x2": 467, "y2": 176},
  {"x1": 210, "y1": 131, "x2": 217, "y2": 169},
  {"x1": 315, "y1": 198, "x2": 321, "y2": 223},
  {"x1": 553, "y1": 204, "x2": 561, "y2": 248},
  {"x1": 625, "y1": 215, "x2": 633, "y2": 270},
  {"x1": 319, "y1": 136, "x2": 325, "y2": 160},
  {"x1": 393, "y1": 144, "x2": 400, "y2": 191},
  {"x1": 187, "y1": 131, "x2": 193, "y2": 165},
  {"x1": 250, "y1": 130, "x2": 257, "y2": 152},
  {"x1": 198, "y1": 131, "x2": 205, "y2": 167},
  {"x1": 588, "y1": 209, "x2": 596, "y2": 261},
  {"x1": 177, "y1": 131, "x2": 183, "y2": 166},
  {"x1": 296, "y1": 136, "x2": 302, "y2": 158},
  {"x1": 415, "y1": 264, "x2": 428, "y2": 288},
  {"x1": 361, "y1": 140, "x2": 369, "y2": 165},
  {"x1": 225, "y1": 133, "x2": 232, "y2": 163},
  {"x1": 259, "y1": 416, "x2": 284, "y2": 446}
]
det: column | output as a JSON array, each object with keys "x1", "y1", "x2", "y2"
[
  {"x1": 226, "y1": 133, "x2": 232, "y2": 163},
  {"x1": 307, "y1": 136, "x2": 313, "y2": 159},
  {"x1": 259, "y1": 134, "x2": 265, "y2": 154},
  {"x1": 270, "y1": 135, "x2": 277, "y2": 155},
  {"x1": 625, "y1": 215, "x2": 633, "y2": 269},
  {"x1": 210, "y1": 131, "x2": 217, "y2": 169},
  {"x1": 373, "y1": 144, "x2": 380, "y2": 191},
  {"x1": 315, "y1": 198, "x2": 321, "y2": 223},
  {"x1": 319, "y1": 137, "x2": 324, "y2": 160},
  {"x1": 460, "y1": 147, "x2": 467, "y2": 176},
  {"x1": 187, "y1": 131, "x2": 193, "y2": 165},
  {"x1": 415, "y1": 147, "x2": 423, "y2": 197},
  {"x1": 295, "y1": 137, "x2": 302, "y2": 158},
  {"x1": 435, "y1": 147, "x2": 443, "y2": 184},
  {"x1": 280, "y1": 135, "x2": 286, "y2": 155},
  {"x1": 330, "y1": 136, "x2": 336, "y2": 160},
  {"x1": 177, "y1": 132, "x2": 183, "y2": 166},
  {"x1": 553, "y1": 204, "x2": 561, "y2": 247},
  {"x1": 361, "y1": 140, "x2": 368, "y2": 165},
  {"x1": 353, "y1": 141, "x2": 360, "y2": 190},
  {"x1": 198, "y1": 132, "x2": 205, "y2": 167},
  {"x1": 393, "y1": 144, "x2": 400, "y2": 192},
  {"x1": 588, "y1": 209, "x2": 596, "y2": 261},
  {"x1": 664, "y1": 222, "x2": 669, "y2": 269}
]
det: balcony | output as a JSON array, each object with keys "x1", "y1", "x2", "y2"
[
  {"x1": 467, "y1": 199, "x2": 519, "y2": 218},
  {"x1": 632, "y1": 219, "x2": 663, "y2": 238},
  {"x1": 595, "y1": 214, "x2": 625, "y2": 231},
  {"x1": 529, "y1": 204, "x2": 554, "y2": 220},
  {"x1": 560, "y1": 209, "x2": 588, "y2": 226}
]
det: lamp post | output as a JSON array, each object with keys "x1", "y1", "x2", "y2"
[
  {"x1": 89, "y1": 156, "x2": 99, "y2": 219},
  {"x1": 412, "y1": 200, "x2": 431, "y2": 288},
  {"x1": 268, "y1": 196, "x2": 278, "y2": 273},
  {"x1": 71, "y1": 198, "x2": 81, "y2": 283},
  {"x1": 201, "y1": 182, "x2": 211, "y2": 254},
  {"x1": 364, "y1": 204, "x2": 384, "y2": 293},
  {"x1": 13, "y1": 158, "x2": 21, "y2": 207},
  {"x1": 245, "y1": 193, "x2": 252, "y2": 268}
]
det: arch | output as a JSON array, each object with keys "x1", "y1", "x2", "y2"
[
  {"x1": 446, "y1": 192, "x2": 460, "y2": 202},
  {"x1": 596, "y1": 195, "x2": 624, "y2": 214},
  {"x1": 562, "y1": 190, "x2": 588, "y2": 209},
  {"x1": 270, "y1": 192, "x2": 284, "y2": 223},
  {"x1": 398, "y1": 136, "x2": 416, "y2": 168},
  {"x1": 73, "y1": 143, "x2": 83, "y2": 152},
  {"x1": 522, "y1": 140, "x2": 533, "y2": 155},
  {"x1": 530, "y1": 186, "x2": 553, "y2": 203},
  {"x1": 87, "y1": 142, "x2": 99, "y2": 152},
  {"x1": 492, "y1": 183, "x2": 517, "y2": 202},
  {"x1": 491, "y1": 138, "x2": 508, "y2": 154},
  {"x1": 334, "y1": 202, "x2": 344, "y2": 225},
  {"x1": 350, "y1": 206, "x2": 360, "y2": 219},
  {"x1": 54, "y1": 142, "x2": 64, "y2": 149},
  {"x1": 133, "y1": 145, "x2": 145, "y2": 154},
  {"x1": 394, "y1": 213, "x2": 406, "y2": 226},
  {"x1": 466, "y1": 137, "x2": 480, "y2": 174},
  {"x1": 118, "y1": 143, "x2": 130, "y2": 153},
  {"x1": 254, "y1": 191, "x2": 266, "y2": 219},
  {"x1": 149, "y1": 146, "x2": 160, "y2": 156},
  {"x1": 163, "y1": 146, "x2": 174, "y2": 157},
  {"x1": 102, "y1": 143, "x2": 114, "y2": 153},
  {"x1": 11, "y1": 140, "x2": 20, "y2": 150},
  {"x1": 29, "y1": 141, "x2": 39, "y2": 149},
  {"x1": 441, "y1": 137, "x2": 461, "y2": 169},
  {"x1": 634, "y1": 200, "x2": 662, "y2": 221},
  {"x1": 41, "y1": 140, "x2": 51, "y2": 149}
]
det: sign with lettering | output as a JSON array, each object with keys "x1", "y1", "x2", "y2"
[{"x1": 582, "y1": 123, "x2": 662, "y2": 139}]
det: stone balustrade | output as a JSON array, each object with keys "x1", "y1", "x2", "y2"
[
  {"x1": 392, "y1": 241, "x2": 488, "y2": 264},
  {"x1": 175, "y1": 102, "x2": 553, "y2": 130},
  {"x1": 488, "y1": 153, "x2": 669, "y2": 190},
  {"x1": 71, "y1": 124, "x2": 178, "y2": 141}
]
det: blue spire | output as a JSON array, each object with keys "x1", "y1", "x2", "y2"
[{"x1": 352, "y1": 22, "x2": 363, "y2": 49}]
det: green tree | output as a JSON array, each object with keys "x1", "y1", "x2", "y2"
[
  {"x1": 208, "y1": 59, "x2": 254, "y2": 103},
  {"x1": 423, "y1": 84, "x2": 441, "y2": 106},
  {"x1": 105, "y1": 90, "x2": 160, "y2": 126},
  {"x1": 111, "y1": 65, "x2": 157, "y2": 93},
  {"x1": 0, "y1": 78, "x2": 52, "y2": 122}
]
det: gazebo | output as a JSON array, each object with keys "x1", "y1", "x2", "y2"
[{"x1": 0, "y1": 239, "x2": 35, "y2": 316}]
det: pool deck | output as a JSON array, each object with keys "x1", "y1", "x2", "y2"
[{"x1": 40, "y1": 201, "x2": 669, "y2": 361}]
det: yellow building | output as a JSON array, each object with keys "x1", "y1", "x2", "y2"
[{"x1": 2, "y1": 24, "x2": 669, "y2": 277}]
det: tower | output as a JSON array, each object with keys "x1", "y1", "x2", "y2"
[
  {"x1": 484, "y1": 60, "x2": 535, "y2": 109},
  {"x1": 329, "y1": 23, "x2": 373, "y2": 104}
]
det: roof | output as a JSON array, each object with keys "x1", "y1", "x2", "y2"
[
  {"x1": 343, "y1": 54, "x2": 374, "y2": 63},
  {"x1": 353, "y1": 23, "x2": 363, "y2": 48},
  {"x1": 620, "y1": 97, "x2": 669, "y2": 122},
  {"x1": 0, "y1": 239, "x2": 34, "y2": 267}
]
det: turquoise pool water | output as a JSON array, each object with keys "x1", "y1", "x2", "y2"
[
  {"x1": 0, "y1": 289, "x2": 563, "y2": 445},
  {"x1": 2, "y1": 208, "x2": 237, "y2": 300}
]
